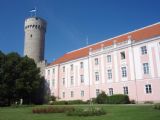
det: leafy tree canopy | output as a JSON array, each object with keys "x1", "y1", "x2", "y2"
[{"x1": 0, "y1": 51, "x2": 46, "y2": 106}]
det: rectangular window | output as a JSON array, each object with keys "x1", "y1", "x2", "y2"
[
  {"x1": 80, "y1": 75, "x2": 84, "y2": 83},
  {"x1": 145, "y1": 84, "x2": 152, "y2": 94},
  {"x1": 95, "y1": 72, "x2": 99, "y2": 81},
  {"x1": 123, "y1": 86, "x2": 128, "y2": 95},
  {"x1": 71, "y1": 76, "x2": 74, "y2": 85},
  {"x1": 141, "y1": 46, "x2": 147, "y2": 55},
  {"x1": 71, "y1": 91, "x2": 74, "y2": 97},
  {"x1": 107, "y1": 55, "x2": 111, "y2": 62},
  {"x1": 143, "y1": 63, "x2": 149, "y2": 74},
  {"x1": 80, "y1": 62, "x2": 84, "y2": 69},
  {"x1": 107, "y1": 69, "x2": 112, "y2": 79},
  {"x1": 62, "y1": 78, "x2": 65, "y2": 85},
  {"x1": 109, "y1": 88, "x2": 113, "y2": 96},
  {"x1": 96, "y1": 89, "x2": 100, "y2": 97},
  {"x1": 52, "y1": 79, "x2": 55, "y2": 87},
  {"x1": 81, "y1": 90, "x2": 84, "y2": 97},
  {"x1": 63, "y1": 66, "x2": 65, "y2": 72},
  {"x1": 121, "y1": 67, "x2": 127, "y2": 77},
  {"x1": 71, "y1": 64, "x2": 73, "y2": 71},
  {"x1": 95, "y1": 58, "x2": 99, "y2": 65},
  {"x1": 120, "y1": 51, "x2": 126, "y2": 60},
  {"x1": 52, "y1": 68, "x2": 55, "y2": 74},
  {"x1": 47, "y1": 80, "x2": 50, "y2": 87},
  {"x1": 48, "y1": 70, "x2": 50, "y2": 75},
  {"x1": 63, "y1": 92, "x2": 65, "y2": 98}
]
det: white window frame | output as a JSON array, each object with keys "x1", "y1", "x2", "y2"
[
  {"x1": 141, "y1": 46, "x2": 147, "y2": 55},
  {"x1": 62, "y1": 78, "x2": 65, "y2": 85},
  {"x1": 95, "y1": 58, "x2": 99, "y2": 65},
  {"x1": 107, "y1": 69, "x2": 112, "y2": 79},
  {"x1": 52, "y1": 79, "x2": 55, "y2": 87},
  {"x1": 96, "y1": 89, "x2": 100, "y2": 97},
  {"x1": 81, "y1": 90, "x2": 84, "y2": 97},
  {"x1": 95, "y1": 72, "x2": 99, "y2": 81},
  {"x1": 71, "y1": 76, "x2": 74, "y2": 85},
  {"x1": 63, "y1": 66, "x2": 65, "y2": 72},
  {"x1": 52, "y1": 68, "x2": 55, "y2": 74},
  {"x1": 120, "y1": 51, "x2": 126, "y2": 60},
  {"x1": 70, "y1": 64, "x2": 73, "y2": 71},
  {"x1": 80, "y1": 75, "x2": 84, "y2": 83},
  {"x1": 123, "y1": 86, "x2": 128, "y2": 95},
  {"x1": 109, "y1": 88, "x2": 113, "y2": 96},
  {"x1": 121, "y1": 67, "x2": 127, "y2": 78},
  {"x1": 107, "y1": 55, "x2": 111, "y2": 63},
  {"x1": 143, "y1": 63, "x2": 149, "y2": 74},
  {"x1": 48, "y1": 70, "x2": 50, "y2": 75},
  {"x1": 71, "y1": 91, "x2": 74, "y2": 97},
  {"x1": 145, "y1": 84, "x2": 152, "y2": 94},
  {"x1": 80, "y1": 62, "x2": 84, "y2": 69},
  {"x1": 62, "y1": 92, "x2": 65, "y2": 98}
]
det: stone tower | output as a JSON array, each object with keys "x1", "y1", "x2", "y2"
[
  {"x1": 24, "y1": 17, "x2": 47, "y2": 63},
  {"x1": 24, "y1": 16, "x2": 47, "y2": 76}
]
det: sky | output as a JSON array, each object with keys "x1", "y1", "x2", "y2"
[{"x1": 0, "y1": 0, "x2": 159, "y2": 63}]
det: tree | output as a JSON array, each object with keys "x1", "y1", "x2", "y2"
[
  {"x1": 0, "y1": 51, "x2": 8, "y2": 106},
  {"x1": 96, "y1": 91, "x2": 108, "y2": 104},
  {"x1": 0, "y1": 51, "x2": 46, "y2": 106},
  {"x1": 16, "y1": 56, "x2": 45, "y2": 104}
]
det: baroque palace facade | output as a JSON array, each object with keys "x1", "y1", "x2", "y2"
[{"x1": 45, "y1": 22, "x2": 160, "y2": 103}]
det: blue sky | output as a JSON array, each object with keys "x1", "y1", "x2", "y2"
[{"x1": 0, "y1": 0, "x2": 159, "y2": 63}]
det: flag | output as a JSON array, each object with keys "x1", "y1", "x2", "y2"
[{"x1": 30, "y1": 9, "x2": 36, "y2": 12}]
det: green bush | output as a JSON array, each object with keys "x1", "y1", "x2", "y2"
[
  {"x1": 52, "y1": 100, "x2": 87, "y2": 105},
  {"x1": 108, "y1": 94, "x2": 130, "y2": 104},
  {"x1": 96, "y1": 91, "x2": 108, "y2": 104},
  {"x1": 144, "y1": 101, "x2": 153, "y2": 104},
  {"x1": 154, "y1": 103, "x2": 160, "y2": 110},
  {"x1": 66, "y1": 107, "x2": 106, "y2": 116}
]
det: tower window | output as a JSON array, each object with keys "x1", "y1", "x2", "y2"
[{"x1": 30, "y1": 34, "x2": 32, "y2": 38}]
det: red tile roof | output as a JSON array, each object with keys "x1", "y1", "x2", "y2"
[{"x1": 49, "y1": 23, "x2": 160, "y2": 66}]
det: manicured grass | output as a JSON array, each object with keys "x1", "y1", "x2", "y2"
[{"x1": 0, "y1": 104, "x2": 160, "y2": 120}]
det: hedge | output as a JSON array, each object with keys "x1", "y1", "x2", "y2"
[
  {"x1": 107, "y1": 94, "x2": 130, "y2": 104},
  {"x1": 51, "y1": 100, "x2": 87, "y2": 105}
]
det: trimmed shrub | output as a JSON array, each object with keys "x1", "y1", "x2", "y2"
[
  {"x1": 108, "y1": 94, "x2": 130, "y2": 104},
  {"x1": 52, "y1": 100, "x2": 87, "y2": 105},
  {"x1": 66, "y1": 107, "x2": 106, "y2": 116},
  {"x1": 96, "y1": 91, "x2": 108, "y2": 104},
  {"x1": 144, "y1": 101, "x2": 153, "y2": 104},
  {"x1": 32, "y1": 106, "x2": 75, "y2": 114},
  {"x1": 130, "y1": 100, "x2": 136, "y2": 104},
  {"x1": 154, "y1": 103, "x2": 160, "y2": 110}
]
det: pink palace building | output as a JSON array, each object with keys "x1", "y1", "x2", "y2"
[{"x1": 45, "y1": 22, "x2": 160, "y2": 103}]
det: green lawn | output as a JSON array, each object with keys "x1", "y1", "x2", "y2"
[{"x1": 0, "y1": 104, "x2": 160, "y2": 120}]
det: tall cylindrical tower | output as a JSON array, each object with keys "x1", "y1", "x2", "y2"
[{"x1": 24, "y1": 17, "x2": 47, "y2": 63}]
